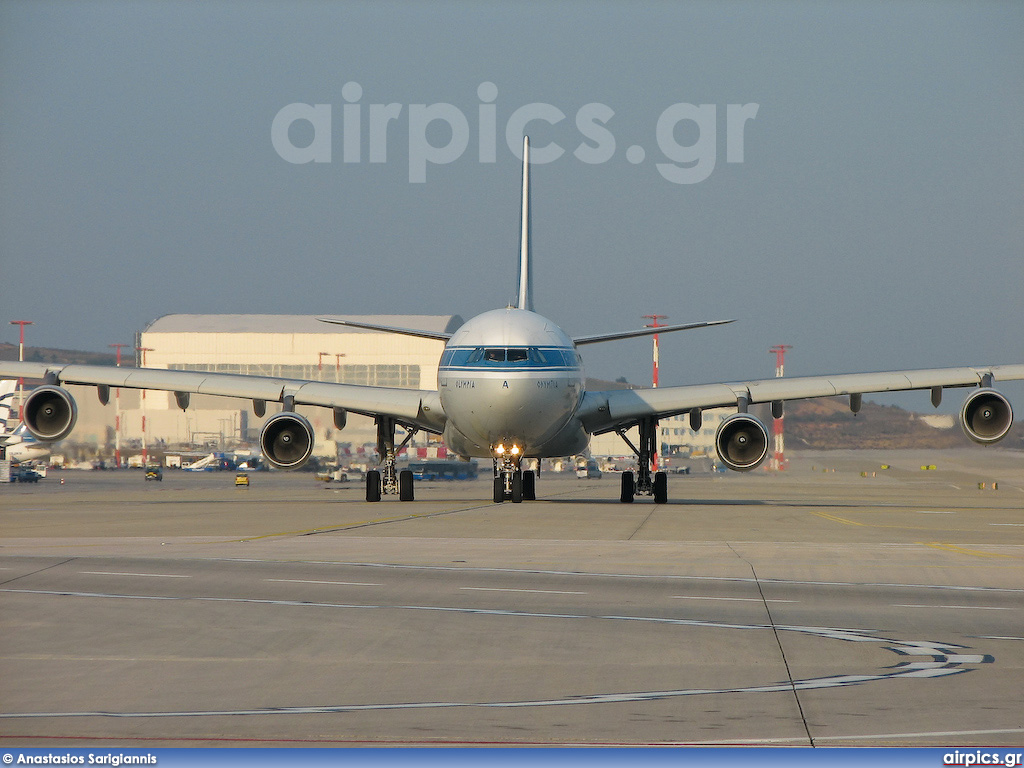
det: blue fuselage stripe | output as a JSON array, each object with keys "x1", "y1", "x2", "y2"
[{"x1": 439, "y1": 366, "x2": 576, "y2": 373}]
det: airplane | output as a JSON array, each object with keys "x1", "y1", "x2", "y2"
[
  {"x1": 1, "y1": 137, "x2": 1022, "y2": 504},
  {"x1": 0, "y1": 380, "x2": 51, "y2": 463}
]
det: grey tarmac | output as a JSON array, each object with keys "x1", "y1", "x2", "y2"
[{"x1": 1, "y1": 448, "x2": 1022, "y2": 747}]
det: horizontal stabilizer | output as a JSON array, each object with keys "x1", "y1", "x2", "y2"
[
  {"x1": 573, "y1": 319, "x2": 735, "y2": 346},
  {"x1": 317, "y1": 316, "x2": 453, "y2": 341}
]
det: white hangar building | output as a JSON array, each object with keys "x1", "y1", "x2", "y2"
[{"x1": 112, "y1": 314, "x2": 463, "y2": 457}]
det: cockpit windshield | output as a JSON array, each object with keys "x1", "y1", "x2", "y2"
[{"x1": 441, "y1": 347, "x2": 578, "y2": 368}]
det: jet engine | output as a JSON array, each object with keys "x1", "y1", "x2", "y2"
[
  {"x1": 959, "y1": 389, "x2": 1013, "y2": 444},
  {"x1": 714, "y1": 413, "x2": 769, "y2": 472},
  {"x1": 259, "y1": 411, "x2": 315, "y2": 469},
  {"x1": 22, "y1": 386, "x2": 78, "y2": 442}
]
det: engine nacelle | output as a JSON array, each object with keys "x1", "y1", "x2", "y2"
[
  {"x1": 714, "y1": 413, "x2": 769, "y2": 472},
  {"x1": 23, "y1": 386, "x2": 78, "y2": 442},
  {"x1": 959, "y1": 389, "x2": 1013, "y2": 444},
  {"x1": 259, "y1": 411, "x2": 315, "y2": 470}
]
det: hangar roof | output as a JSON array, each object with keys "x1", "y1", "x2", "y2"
[{"x1": 144, "y1": 314, "x2": 464, "y2": 335}]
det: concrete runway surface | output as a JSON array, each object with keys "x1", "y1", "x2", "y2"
[{"x1": 1, "y1": 448, "x2": 1023, "y2": 747}]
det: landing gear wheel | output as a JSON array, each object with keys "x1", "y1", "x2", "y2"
[
  {"x1": 620, "y1": 471, "x2": 635, "y2": 503},
  {"x1": 653, "y1": 471, "x2": 668, "y2": 504},
  {"x1": 511, "y1": 470, "x2": 523, "y2": 503},
  {"x1": 398, "y1": 469, "x2": 414, "y2": 502},
  {"x1": 366, "y1": 470, "x2": 382, "y2": 502},
  {"x1": 493, "y1": 476, "x2": 505, "y2": 504},
  {"x1": 522, "y1": 470, "x2": 536, "y2": 501}
]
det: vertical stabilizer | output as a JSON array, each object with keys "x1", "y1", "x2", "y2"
[{"x1": 516, "y1": 135, "x2": 534, "y2": 311}]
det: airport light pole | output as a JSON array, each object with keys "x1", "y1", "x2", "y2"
[
  {"x1": 769, "y1": 345, "x2": 792, "y2": 471},
  {"x1": 136, "y1": 346, "x2": 154, "y2": 465},
  {"x1": 643, "y1": 315, "x2": 667, "y2": 471},
  {"x1": 9, "y1": 320, "x2": 33, "y2": 421},
  {"x1": 318, "y1": 352, "x2": 330, "y2": 379},
  {"x1": 335, "y1": 353, "x2": 346, "y2": 383},
  {"x1": 109, "y1": 343, "x2": 131, "y2": 468}
]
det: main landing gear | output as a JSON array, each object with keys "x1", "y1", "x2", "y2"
[
  {"x1": 365, "y1": 416, "x2": 418, "y2": 502},
  {"x1": 617, "y1": 416, "x2": 668, "y2": 504},
  {"x1": 492, "y1": 450, "x2": 537, "y2": 504}
]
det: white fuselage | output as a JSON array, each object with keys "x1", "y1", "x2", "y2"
[
  {"x1": 1, "y1": 426, "x2": 51, "y2": 463},
  {"x1": 437, "y1": 308, "x2": 589, "y2": 459}
]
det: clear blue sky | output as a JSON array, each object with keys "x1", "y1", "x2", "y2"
[{"x1": 2, "y1": 1, "x2": 1022, "y2": 411}]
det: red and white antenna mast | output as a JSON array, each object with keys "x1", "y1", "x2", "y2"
[
  {"x1": 136, "y1": 346, "x2": 154, "y2": 465},
  {"x1": 109, "y1": 343, "x2": 131, "y2": 467},
  {"x1": 9, "y1": 320, "x2": 33, "y2": 421},
  {"x1": 768, "y1": 345, "x2": 792, "y2": 470},
  {"x1": 643, "y1": 315, "x2": 667, "y2": 471}
]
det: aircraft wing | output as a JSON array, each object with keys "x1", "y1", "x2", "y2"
[
  {"x1": 0, "y1": 361, "x2": 445, "y2": 432},
  {"x1": 316, "y1": 316, "x2": 453, "y2": 341},
  {"x1": 573, "y1": 319, "x2": 734, "y2": 346},
  {"x1": 577, "y1": 364, "x2": 1024, "y2": 434}
]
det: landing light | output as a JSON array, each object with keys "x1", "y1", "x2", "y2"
[
  {"x1": 495, "y1": 444, "x2": 505, "y2": 455},
  {"x1": 510, "y1": 444, "x2": 521, "y2": 455}
]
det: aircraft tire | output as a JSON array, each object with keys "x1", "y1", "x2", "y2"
[
  {"x1": 653, "y1": 471, "x2": 668, "y2": 504},
  {"x1": 620, "y1": 471, "x2": 635, "y2": 503},
  {"x1": 511, "y1": 471, "x2": 523, "y2": 503},
  {"x1": 366, "y1": 470, "x2": 382, "y2": 502},
  {"x1": 399, "y1": 469, "x2": 414, "y2": 501},
  {"x1": 523, "y1": 470, "x2": 536, "y2": 500},
  {"x1": 493, "y1": 476, "x2": 505, "y2": 503}
]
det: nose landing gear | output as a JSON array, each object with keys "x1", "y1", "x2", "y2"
[{"x1": 492, "y1": 445, "x2": 536, "y2": 503}]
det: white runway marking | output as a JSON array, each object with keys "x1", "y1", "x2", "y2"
[
  {"x1": 811, "y1": 726, "x2": 1024, "y2": 742},
  {"x1": 79, "y1": 571, "x2": 190, "y2": 579},
  {"x1": 460, "y1": 587, "x2": 587, "y2": 595},
  {"x1": 0, "y1": 586, "x2": 993, "y2": 720},
  {"x1": 893, "y1": 604, "x2": 1012, "y2": 611},
  {"x1": 265, "y1": 579, "x2": 382, "y2": 586},
  {"x1": 671, "y1": 595, "x2": 797, "y2": 603},
  {"x1": 271, "y1": 560, "x2": 1024, "y2": 594}
]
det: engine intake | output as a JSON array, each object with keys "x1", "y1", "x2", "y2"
[
  {"x1": 23, "y1": 386, "x2": 78, "y2": 442},
  {"x1": 715, "y1": 413, "x2": 769, "y2": 472},
  {"x1": 959, "y1": 389, "x2": 1013, "y2": 444},
  {"x1": 259, "y1": 411, "x2": 315, "y2": 469}
]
